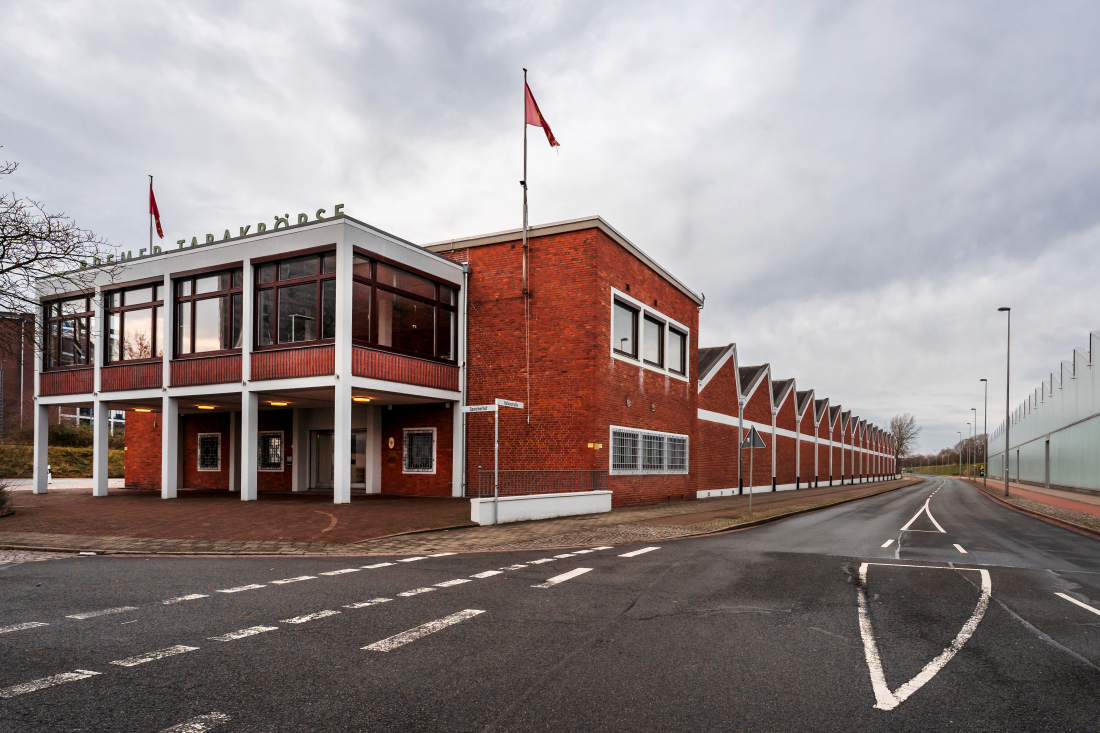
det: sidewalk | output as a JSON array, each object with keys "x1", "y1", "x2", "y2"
[
  {"x1": 964, "y1": 477, "x2": 1100, "y2": 536},
  {"x1": 0, "y1": 477, "x2": 919, "y2": 556}
]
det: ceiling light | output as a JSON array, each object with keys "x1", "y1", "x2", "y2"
[
  {"x1": 269, "y1": 401, "x2": 289, "y2": 407},
  {"x1": 196, "y1": 405, "x2": 216, "y2": 410},
  {"x1": 352, "y1": 397, "x2": 371, "y2": 402},
  {"x1": 134, "y1": 408, "x2": 152, "y2": 413}
]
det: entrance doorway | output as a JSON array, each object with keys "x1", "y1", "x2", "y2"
[{"x1": 311, "y1": 430, "x2": 368, "y2": 490}]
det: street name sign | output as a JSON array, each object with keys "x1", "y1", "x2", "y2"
[
  {"x1": 463, "y1": 404, "x2": 497, "y2": 413},
  {"x1": 495, "y1": 399, "x2": 525, "y2": 409}
]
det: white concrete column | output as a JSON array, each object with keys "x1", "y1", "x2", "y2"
[
  {"x1": 770, "y1": 409, "x2": 777, "y2": 486},
  {"x1": 813, "y1": 423, "x2": 819, "y2": 485},
  {"x1": 291, "y1": 408, "x2": 303, "y2": 492},
  {"x1": 332, "y1": 234, "x2": 353, "y2": 504},
  {"x1": 228, "y1": 411, "x2": 238, "y2": 492},
  {"x1": 241, "y1": 391, "x2": 258, "y2": 500},
  {"x1": 32, "y1": 402, "x2": 49, "y2": 494},
  {"x1": 451, "y1": 401, "x2": 462, "y2": 497},
  {"x1": 161, "y1": 396, "x2": 179, "y2": 499},
  {"x1": 364, "y1": 404, "x2": 382, "y2": 494},
  {"x1": 91, "y1": 399, "x2": 109, "y2": 496}
]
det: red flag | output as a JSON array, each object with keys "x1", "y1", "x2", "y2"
[
  {"x1": 149, "y1": 182, "x2": 164, "y2": 239},
  {"x1": 525, "y1": 82, "x2": 559, "y2": 148}
]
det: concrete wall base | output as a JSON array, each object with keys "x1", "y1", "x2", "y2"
[{"x1": 470, "y1": 490, "x2": 612, "y2": 526}]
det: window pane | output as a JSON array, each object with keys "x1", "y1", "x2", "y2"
[
  {"x1": 257, "y1": 263, "x2": 276, "y2": 285},
  {"x1": 125, "y1": 287, "x2": 153, "y2": 305},
  {"x1": 61, "y1": 297, "x2": 86, "y2": 316},
  {"x1": 440, "y1": 285, "x2": 456, "y2": 306},
  {"x1": 439, "y1": 310, "x2": 454, "y2": 360},
  {"x1": 232, "y1": 269, "x2": 243, "y2": 288},
  {"x1": 642, "y1": 433, "x2": 664, "y2": 471},
  {"x1": 108, "y1": 312, "x2": 121, "y2": 362},
  {"x1": 231, "y1": 293, "x2": 242, "y2": 349},
  {"x1": 668, "y1": 436, "x2": 688, "y2": 472},
  {"x1": 194, "y1": 297, "x2": 228, "y2": 352},
  {"x1": 257, "y1": 290, "x2": 274, "y2": 345},
  {"x1": 322, "y1": 252, "x2": 336, "y2": 273},
  {"x1": 377, "y1": 291, "x2": 434, "y2": 356},
  {"x1": 85, "y1": 318, "x2": 95, "y2": 364},
  {"x1": 668, "y1": 330, "x2": 686, "y2": 374},
  {"x1": 177, "y1": 280, "x2": 192, "y2": 297},
  {"x1": 154, "y1": 306, "x2": 163, "y2": 358},
  {"x1": 613, "y1": 302, "x2": 637, "y2": 357},
  {"x1": 47, "y1": 322, "x2": 58, "y2": 368},
  {"x1": 278, "y1": 283, "x2": 317, "y2": 343},
  {"x1": 195, "y1": 273, "x2": 228, "y2": 294},
  {"x1": 279, "y1": 256, "x2": 317, "y2": 281},
  {"x1": 643, "y1": 316, "x2": 663, "y2": 366},
  {"x1": 353, "y1": 254, "x2": 371, "y2": 279},
  {"x1": 60, "y1": 320, "x2": 77, "y2": 366},
  {"x1": 107, "y1": 292, "x2": 120, "y2": 308},
  {"x1": 177, "y1": 302, "x2": 192, "y2": 355},
  {"x1": 376, "y1": 263, "x2": 435, "y2": 299},
  {"x1": 321, "y1": 280, "x2": 336, "y2": 339},
  {"x1": 123, "y1": 308, "x2": 154, "y2": 359}
]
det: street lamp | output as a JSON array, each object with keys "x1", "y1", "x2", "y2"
[
  {"x1": 971, "y1": 407, "x2": 977, "y2": 479},
  {"x1": 966, "y1": 423, "x2": 971, "y2": 479},
  {"x1": 998, "y1": 307, "x2": 1011, "y2": 497},
  {"x1": 980, "y1": 379, "x2": 988, "y2": 486},
  {"x1": 957, "y1": 431, "x2": 963, "y2": 477}
]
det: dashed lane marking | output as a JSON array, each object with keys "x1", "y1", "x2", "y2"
[
  {"x1": 0, "y1": 621, "x2": 49, "y2": 634},
  {"x1": 593, "y1": 546, "x2": 615, "y2": 550},
  {"x1": 572, "y1": 549, "x2": 596, "y2": 554},
  {"x1": 110, "y1": 645, "x2": 198, "y2": 667},
  {"x1": 398, "y1": 587, "x2": 437, "y2": 597},
  {"x1": 209, "y1": 626, "x2": 279, "y2": 642},
  {"x1": 1056, "y1": 593, "x2": 1100, "y2": 618},
  {"x1": 66, "y1": 606, "x2": 138, "y2": 620},
  {"x1": 344, "y1": 598, "x2": 392, "y2": 609},
  {"x1": 162, "y1": 594, "x2": 209, "y2": 605},
  {"x1": 471, "y1": 570, "x2": 502, "y2": 578},
  {"x1": 270, "y1": 576, "x2": 316, "y2": 584},
  {"x1": 553, "y1": 554, "x2": 576, "y2": 558},
  {"x1": 954, "y1": 544, "x2": 967, "y2": 554},
  {"x1": 215, "y1": 584, "x2": 266, "y2": 594},
  {"x1": 0, "y1": 669, "x2": 101, "y2": 699},
  {"x1": 398, "y1": 557, "x2": 427, "y2": 563},
  {"x1": 619, "y1": 547, "x2": 661, "y2": 558},
  {"x1": 501, "y1": 564, "x2": 528, "y2": 570},
  {"x1": 428, "y1": 553, "x2": 456, "y2": 557},
  {"x1": 158, "y1": 712, "x2": 231, "y2": 733},
  {"x1": 528, "y1": 558, "x2": 556, "y2": 564},
  {"x1": 320, "y1": 569, "x2": 360, "y2": 576},
  {"x1": 281, "y1": 610, "x2": 340, "y2": 624},
  {"x1": 363, "y1": 609, "x2": 485, "y2": 652},
  {"x1": 363, "y1": 562, "x2": 394, "y2": 569},
  {"x1": 532, "y1": 568, "x2": 593, "y2": 588},
  {"x1": 435, "y1": 579, "x2": 472, "y2": 587},
  {"x1": 881, "y1": 540, "x2": 894, "y2": 548}
]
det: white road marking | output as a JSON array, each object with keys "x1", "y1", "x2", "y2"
[
  {"x1": 1056, "y1": 593, "x2": 1100, "y2": 618},
  {"x1": 0, "y1": 621, "x2": 49, "y2": 634},
  {"x1": 398, "y1": 587, "x2": 436, "y2": 597},
  {"x1": 363, "y1": 609, "x2": 485, "y2": 652},
  {"x1": 471, "y1": 570, "x2": 502, "y2": 578},
  {"x1": 954, "y1": 544, "x2": 967, "y2": 554},
  {"x1": 270, "y1": 576, "x2": 315, "y2": 584},
  {"x1": 619, "y1": 547, "x2": 661, "y2": 558},
  {"x1": 899, "y1": 498, "x2": 945, "y2": 533},
  {"x1": 881, "y1": 540, "x2": 894, "y2": 548},
  {"x1": 281, "y1": 610, "x2": 340, "y2": 624},
  {"x1": 162, "y1": 594, "x2": 209, "y2": 605},
  {"x1": 320, "y1": 569, "x2": 360, "y2": 576},
  {"x1": 67, "y1": 606, "x2": 138, "y2": 620},
  {"x1": 121, "y1": 621, "x2": 137, "y2": 625},
  {"x1": 593, "y1": 546, "x2": 615, "y2": 550},
  {"x1": 501, "y1": 564, "x2": 528, "y2": 570},
  {"x1": 0, "y1": 669, "x2": 101, "y2": 699},
  {"x1": 435, "y1": 579, "x2": 472, "y2": 587},
  {"x1": 158, "y1": 712, "x2": 231, "y2": 733},
  {"x1": 553, "y1": 554, "x2": 576, "y2": 558},
  {"x1": 399, "y1": 557, "x2": 427, "y2": 563},
  {"x1": 111, "y1": 645, "x2": 199, "y2": 667},
  {"x1": 572, "y1": 549, "x2": 595, "y2": 554},
  {"x1": 857, "y1": 563, "x2": 991, "y2": 711},
  {"x1": 363, "y1": 562, "x2": 394, "y2": 569},
  {"x1": 528, "y1": 558, "x2": 556, "y2": 564},
  {"x1": 532, "y1": 567, "x2": 593, "y2": 588},
  {"x1": 344, "y1": 598, "x2": 392, "y2": 609},
  {"x1": 209, "y1": 626, "x2": 278, "y2": 641},
  {"x1": 428, "y1": 552, "x2": 456, "y2": 557},
  {"x1": 216, "y1": 584, "x2": 266, "y2": 594}
]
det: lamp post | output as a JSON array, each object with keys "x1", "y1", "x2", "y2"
[
  {"x1": 957, "y1": 431, "x2": 963, "y2": 477},
  {"x1": 998, "y1": 307, "x2": 1011, "y2": 497},
  {"x1": 980, "y1": 379, "x2": 988, "y2": 486},
  {"x1": 966, "y1": 423, "x2": 972, "y2": 479},
  {"x1": 971, "y1": 407, "x2": 977, "y2": 479}
]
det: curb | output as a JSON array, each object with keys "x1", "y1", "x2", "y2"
[{"x1": 964, "y1": 480, "x2": 1100, "y2": 542}]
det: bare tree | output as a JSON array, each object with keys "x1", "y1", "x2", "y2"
[
  {"x1": 889, "y1": 413, "x2": 921, "y2": 466},
  {"x1": 0, "y1": 156, "x2": 118, "y2": 354}
]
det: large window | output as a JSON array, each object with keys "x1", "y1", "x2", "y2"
[
  {"x1": 611, "y1": 291, "x2": 689, "y2": 379},
  {"x1": 175, "y1": 269, "x2": 243, "y2": 356},
  {"x1": 106, "y1": 283, "x2": 164, "y2": 363},
  {"x1": 43, "y1": 295, "x2": 94, "y2": 369},
  {"x1": 351, "y1": 254, "x2": 457, "y2": 362},
  {"x1": 255, "y1": 253, "x2": 335, "y2": 348},
  {"x1": 613, "y1": 300, "x2": 638, "y2": 358},
  {"x1": 667, "y1": 328, "x2": 687, "y2": 375},
  {"x1": 610, "y1": 426, "x2": 689, "y2": 475}
]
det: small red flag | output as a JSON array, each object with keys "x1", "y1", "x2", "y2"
[
  {"x1": 149, "y1": 182, "x2": 164, "y2": 239},
  {"x1": 525, "y1": 82, "x2": 559, "y2": 148}
]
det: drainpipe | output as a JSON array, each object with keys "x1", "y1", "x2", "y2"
[{"x1": 737, "y1": 397, "x2": 745, "y2": 494}]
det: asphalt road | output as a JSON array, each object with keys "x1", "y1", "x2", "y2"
[{"x1": 2, "y1": 476, "x2": 1100, "y2": 732}]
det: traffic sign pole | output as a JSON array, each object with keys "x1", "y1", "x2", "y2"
[{"x1": 464, "y1": 399, "x2": 524, "y2": 524}]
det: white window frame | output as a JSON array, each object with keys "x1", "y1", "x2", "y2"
[
  {"x1": 257, "y1": 430, "x2": 285, "y2": 472},
  {"x1": 609, "y1": 425, "x2": 689, "y2": 475},
  {"x1": 610, "y1": 288, "x2": 690, "y2": 382},
  {"x1": 197, "y1": 433, "x2": 221, "y2": 472},
  {"x1": 403, "y1": 427, "x2": 437, "y2": 474}
]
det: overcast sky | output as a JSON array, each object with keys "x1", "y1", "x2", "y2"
[{"x1": 4, "y1": 0, "x2": 1098, "y2": 453}]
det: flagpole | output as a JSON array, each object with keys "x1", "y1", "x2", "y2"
[
  {"x1": 522, "y1": 68, "x2": 531, "y2": 424},
  {"x1": 148, "y1": 174, "x2": 154, "y2": 253}
]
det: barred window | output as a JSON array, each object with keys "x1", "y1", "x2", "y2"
[
  {"x1": 197, "y1": 433, "x2": 221, "y2": 472},
  {"x1": 258, "y1": 431, "x2": 283, "y2": 471},
  {"x1": 403, "y1": 428, "x2": 436, "y2": 474},
  {"x1": 610, "y1": 426, "x2": 688, "y2": 475}
]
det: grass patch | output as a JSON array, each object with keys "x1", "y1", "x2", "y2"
[{"x1": 0, "y1": 445, "x2": 124, "y2": 479}]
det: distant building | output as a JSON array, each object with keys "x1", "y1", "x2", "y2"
[{"x1": 0, "y1": 312, "x2": 33, "y2": 437}]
